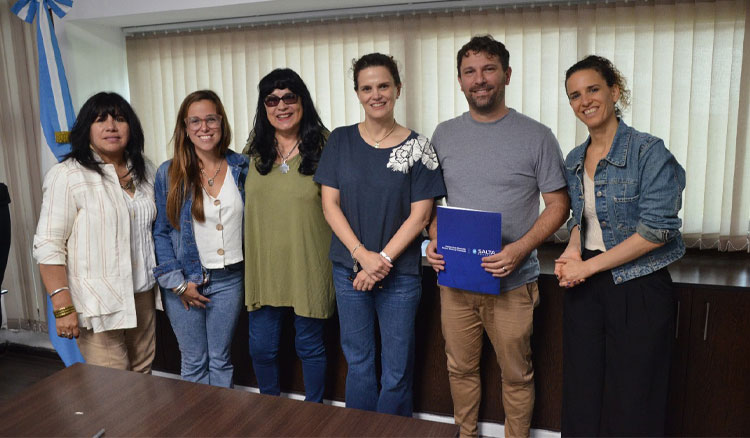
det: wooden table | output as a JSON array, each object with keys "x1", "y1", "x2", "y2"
[{"x1": 0, "y1": 364, "x2": 458, "y2": 437}]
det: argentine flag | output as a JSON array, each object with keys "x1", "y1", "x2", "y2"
[{"x1": 11, "y1": 0, "x2": 84, "y2": 366}]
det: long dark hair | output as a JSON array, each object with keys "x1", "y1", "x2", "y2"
[
  {"x1": 66, "y1": 92, "x2": 146, "y2": 184},
  {"x1": 247, "y1": 68, "x2": 327, "y2": 176},
  {"x1": 167, "y1": 90, "x2": 232, "y2": 228}
]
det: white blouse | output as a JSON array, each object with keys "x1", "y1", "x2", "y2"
[
  {"x1": 582, "y1": 168, "x2": 607, "y2": 252},
  {"x1": 121, "y1": 184, "x2": 157, "y2": 293},
  {"x1": 193, "y1": 170, "x2": 244, "y2": 268}
]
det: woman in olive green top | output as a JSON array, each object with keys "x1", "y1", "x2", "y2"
[{"x1": 243, "y1": 68, "x2": 333, "y2": 402}]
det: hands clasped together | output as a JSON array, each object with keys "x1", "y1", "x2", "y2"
[
  {"x1": 554, "y1": 247, "x2": 590, "y2": 288},
  {"x1": 353, "y1": 249, "x2": 393, "y2": 291}
]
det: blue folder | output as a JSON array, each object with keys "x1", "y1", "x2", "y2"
[{"x1": 436, "y1": 205, "x2": 502, "y2": 295}]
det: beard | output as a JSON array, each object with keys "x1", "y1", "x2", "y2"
[{"x1": 466, "y1": 86, "x2": 504, "y2": 114}]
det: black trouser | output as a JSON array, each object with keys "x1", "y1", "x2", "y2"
[
  {"x1": 562, "y1": 249, "x2": 675, "y2": 437},
  {"x1": 0, "y1": 183, "x2": 10, "y2": 327}
]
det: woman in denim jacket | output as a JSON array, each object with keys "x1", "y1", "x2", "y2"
[
  {"x1": 153, "y1": 90, "x2": 249, "y2": 387},
  {"x1": 555, "y1": 56, "x2": 686, "y2": 436}
]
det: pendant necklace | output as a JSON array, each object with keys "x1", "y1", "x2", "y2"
[
  {"x1": 363, "y1": 120, "x2": 397, "y2": 148},
  {"x1": 278, "y1": 141, "x2": 300, "y2": 174},
  {"x1": 118, "y1": 167, "x2": 134, "y2": 192},
  {"x1": 200, "y1": 161, "x2": 222, "y2": 187},
  {"x1": 120, "y1": 178, "x2": 135, "y2": 192}
]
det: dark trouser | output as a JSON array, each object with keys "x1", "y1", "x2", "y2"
[
  {"x1": 562, "y1": 249, "x2": 675, "y2": 437},
  {"x1": 0, "y1": 184, "x2": 10, "y2": 326}
]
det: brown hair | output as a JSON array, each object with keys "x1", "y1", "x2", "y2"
[
  {"x1": 565, "y1": 55, "x2": 631, "y2": 118},
  {"x1": 166, "y1": 90, "x2": 232, "y2": 229},
  {"x1": 351, "y1": 53, "x2": 401, "y2": 91}
]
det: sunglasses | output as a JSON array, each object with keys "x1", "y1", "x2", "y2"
[{"x1": 264, "y1": 93, "x2": 299, "y2": 107}]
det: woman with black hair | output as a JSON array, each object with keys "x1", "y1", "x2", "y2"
[
  {"x1": 242, "y1": 68, "x2": 333, "y2": 402},
  {"x1": 33, "y1": 92, "x2": 160, "y2": 372}
]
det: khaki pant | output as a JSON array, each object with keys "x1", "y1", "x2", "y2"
[
  {"x1": 77, "y1": 289, "x2": 156, "y2": 373},
  {"x1": 440, "y1": 282, "x2": 539, "y2": 438}
]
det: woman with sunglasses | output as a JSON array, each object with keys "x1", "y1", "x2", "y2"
[
  {"x1": 314, "y1": 53, "x2": 446, "y2": 416},
  {"x1": 153, "y1": 90, "x2": 249, "y2": 387},
  {"x1": 242, "y1": 69, "x2": 333, "y2": 402}
]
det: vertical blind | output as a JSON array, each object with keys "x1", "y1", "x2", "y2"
[{"x1": 126, "y1": 0, "x2": 750, "y2": 251}]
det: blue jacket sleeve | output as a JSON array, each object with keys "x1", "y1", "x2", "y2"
[
  {"x1": 151, "y1": 161, "x2": 185, "y2": 289},
  {"x1": 636, "y1": 139, "x2": 686, "y2": 244}
]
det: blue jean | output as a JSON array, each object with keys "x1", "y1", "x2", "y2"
[
  {"x1": 163, "y1": 267, "x2": 243, "y2": 387},
  {"x1": 248, "y1": 306, "x2": 327, "y2": 402},
  {"x1": 332, "y1": 264, "x2": 422, "y2": 417}
]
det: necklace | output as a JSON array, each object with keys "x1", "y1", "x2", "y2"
[
  {"x1": 363, "y1": 120, "x2": 397, "y2": 148},
  {"x1": 117, "y1": 168, "x2": 134, "y2": 192},
  {"x1": 277, "y1": 141, "x2": 300, "y2": 174},
  {"x1": 200, "y1": 161, "x2": 222, "y2": 187},
  {"x1": 120, "y1": 178, "x2": 135, "y2": 192}
]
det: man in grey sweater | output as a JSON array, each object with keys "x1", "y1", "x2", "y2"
[{"x1": 426, "y1": 35, "x2": 569, "y2": 438}]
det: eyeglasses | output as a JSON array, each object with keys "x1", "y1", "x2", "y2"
[
  {"x1": 263, "y1": 93, "x2": 299, "y2": 107},
  {"x1": 184, "y1": 114, "x2": 222, "y2": 131}
]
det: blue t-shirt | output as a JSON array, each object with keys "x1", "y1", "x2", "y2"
[{"x1": 314, "y1": 124, "x2": 446, "y2": 275}]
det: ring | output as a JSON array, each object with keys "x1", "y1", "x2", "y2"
[{"x1": 501, "y1": 266, "x2": 507, "y2": 272}]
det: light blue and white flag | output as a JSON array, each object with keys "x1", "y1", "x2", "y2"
[
  {"x1": 11, "y1": 0, "x2": 76, "y2": 161},
  {"x1": 11, "y1": 0, "x2": 84, "y2": 366}
]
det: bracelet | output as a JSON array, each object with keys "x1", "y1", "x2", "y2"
[
  {"x1": 53, "y1": 305, "x2": 76, "y2": 319},
  {"x1": 351, "y1": 243, "x2": 363, "y2": 259},
  {"x1": 49, "y1": 286, "x2": 69, "y2": 298},
  {"x1": 173, "y1": 281, "x2": 188, "y2": 296},
  {"x1": 379, "y1": 251, "x2": 392, "y2": 263}
]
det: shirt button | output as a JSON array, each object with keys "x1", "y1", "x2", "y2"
[
  {"x1": 217, "y1": 249, "x2": 225, "y2": 256},
  {"x1": 616, "y1": 276, "x2": 623, "y2": 283},
  {"x1": 596, "y1": 191, "x2": 602, "y2": 197},
  {"x1": 216, "y1": 224, "x2": 223, "y2": 231},
  {"x1": 214, "y1": 199, "x2": 221, "y2": 206}
]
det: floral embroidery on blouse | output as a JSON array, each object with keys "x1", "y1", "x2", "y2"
[{"x1": 386, "y1": 135, "x2": 439, "y2": 173}]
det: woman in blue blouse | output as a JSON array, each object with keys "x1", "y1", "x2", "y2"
[
  {"x1": 314, "y1": 53, "x2": 445, "y2": 416},
  {"x1": 153, "y1": 90, "x2": 249, "y2": 387},
  {"x1": 555, "y1": 55, "x2": 686, "y2": 436}
]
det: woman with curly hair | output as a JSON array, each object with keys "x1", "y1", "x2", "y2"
[
  {"x1": 556, "y1": 55, "x2": 686, "y2": 436},
  {"x1": 243, "y1": 68, "x2": 333, "y2": 402},
  {"x1": 314, "y1": 53, "x2": 446, "y2": 416}
]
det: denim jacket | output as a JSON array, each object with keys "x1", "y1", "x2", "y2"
[
  {"x1": 565, "y1": 120, "x2": 686, "y2": 284},
  {"x1": 152, "y1": 150, "x2": 249, "y2": 289}
]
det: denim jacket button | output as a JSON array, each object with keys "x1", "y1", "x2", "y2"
[
  {"x1": 601, "y1": 221, "x2": 607, "y2": 227},
  {"x1": 616, "y1": 276, "x2": 623, "y2": 283},
  {"x1": 596, "y1": 191, "x2": 603, "y2": 197}
]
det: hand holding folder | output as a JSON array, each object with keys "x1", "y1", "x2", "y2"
[{"x1": 435, "y1": 206, "x2": 503, "y2": 295}]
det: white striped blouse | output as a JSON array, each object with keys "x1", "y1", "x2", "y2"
[{"x1": 33, "y1": 157, "x2": 161, "y2": 333}]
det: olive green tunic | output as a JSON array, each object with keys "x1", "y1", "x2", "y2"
[{"x1": 243, "y1": 154, "x2": 334, "y2": 318}]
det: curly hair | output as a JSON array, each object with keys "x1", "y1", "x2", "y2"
[
  {"x1": 565, "y1": 55, "x2": 631, "y2": 118},
  {"x1": 246, "y1": 68, "x2": 327, "y2": 176},
  {"x1": 457, "y1": 35, "x2": 510, "y2": 75},
  {"x1": 67, "y1": 92, "x2": 147, "y2": 184}
]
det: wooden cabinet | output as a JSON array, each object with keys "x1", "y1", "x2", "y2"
[
  {"x1": 668, "y1": 287, "x2": 750, "y2": 436},
  {"x1": 152, "y1": 271, "x2": 750, "y2": 435}
]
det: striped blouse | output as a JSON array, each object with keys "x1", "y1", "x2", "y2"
[{"x1": 33, "y1": 157, "x2": 161, "y2": 333}]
